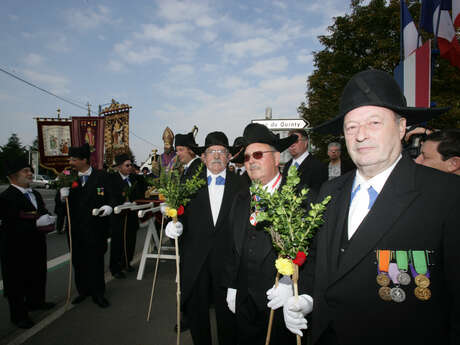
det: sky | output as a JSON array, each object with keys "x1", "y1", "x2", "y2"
[{"x1": 0, "y1": 0, "x2": 353, "y2": 164}]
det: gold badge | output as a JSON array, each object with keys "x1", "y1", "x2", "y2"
[
  {"x1": 376, "y1": 273, "x2": 390, "y2": 287},
  {"x1": 378, "y1": 287, "x2": 392, "y2": 301},
  {"x1": 414, "y1": 274, "x2": 430, "y2": 288},
  {"x1": 414, "y1": 287, "x2": 431, "y2": 301}
]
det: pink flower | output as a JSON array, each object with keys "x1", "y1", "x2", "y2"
[{"x1": 63, "y1": 170, "x2": 70, "y2": 176}]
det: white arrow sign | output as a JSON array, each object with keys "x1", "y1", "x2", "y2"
[{"x1": 251, "y1": 119, "x2": 309, "y2": 130}]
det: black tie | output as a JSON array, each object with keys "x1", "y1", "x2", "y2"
[{"x1": 236, "y1": 169, "x2": 241, "y2": 175}]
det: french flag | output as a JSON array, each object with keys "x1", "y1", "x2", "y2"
[
  {"x1": 394, "y1": 40, "x2": 431, "y2": 107},
  {"x1": 401, "y1": 0, "x2": 422, "y2": 58},
  {"x1": 453, "y1": 0, "x2": 460, "y2": 28}
]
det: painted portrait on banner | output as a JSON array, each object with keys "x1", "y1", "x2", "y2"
[
  {"x1": 101, "y1": 100, "x2": 130, "y2": 166},
  {"x1": 71, "y1": 117, "x2": 105, "y2": 169}
]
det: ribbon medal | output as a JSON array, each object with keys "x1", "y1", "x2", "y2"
[
  {"x1": 388, "y1": 262, "x2": 406, "y2": 303},
  {"x1": 396, "y1": 250, "x2": 411, "y2": 286},
  {"x1": 249, "y1": 212, "x2": 258, "y2": 226},
  {"x1": 411, "y1": 250, "x2": 431, "y2": 301},
  {"x1": 377, "y1": 250, "x2": 392, "y2": 301},
  {"x1": 97, "y1": 187, "x2": 104, "y2": 196}
]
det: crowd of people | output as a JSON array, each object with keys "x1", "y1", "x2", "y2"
[{"x1": 1, "y1": 69, "x2": 459, "y2": 345}]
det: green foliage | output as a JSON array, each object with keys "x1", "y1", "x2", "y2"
[
  {"x1": 300, "y1": 0, "x2": 460, "y2": 161},
  {"x1": 155, "y1": 163, "x2": 206, "y2": 210},
  {"x1": 54, "y1": 169, "x2": 79, "y2": 189},
  {"x1": 0, "y1": 133, "x2": 28, "y2": 181},
  {"x1": 250, "y1": 166, "x2": 331, "y2": 260}
]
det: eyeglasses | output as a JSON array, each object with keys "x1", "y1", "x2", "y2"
[
  {"x1": 244, "y1": 151, "x2": 276, "y2": 162},
  {"x1": 205, "y1": 149, "x2": 228, "y2": 155}
]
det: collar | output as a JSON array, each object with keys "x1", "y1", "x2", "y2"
[
  {"x1": 184, "y1": 157, "x2": 198, "y2": 169},
  {"x1": 78, "y1": 167, "x2": 92, "y2": 177},
  {"x1": 293, "y1": 150, "x2": 309, "y2": 166},
  {"x1": 353, "y1": 154, "x2": 402, "y2": 194},
  {"x1": 119, "y1": 172, "x2": 129, "y2": 180},
  {"x1": 207, "y1": 168, "x2": 226, "y2": 181},
  {"x1": 12, "y1": 184, "x2": 32, "y2": 194},
  {"x1": 263, "y1": 173, "x2": 282, "y2": 195}
]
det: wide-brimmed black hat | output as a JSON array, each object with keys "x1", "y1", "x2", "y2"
[
  {"x1": 4, "y1": 157, "x2": 33, "y2": 176},
  {"x1": 114, "y1": 153, "x2": 132, "y2": 166},
  {"x1": 241, "y1": 123, "x2": 298, "y2": 152},
  {"x1": 230, "y1": 136, "x2": 246, "y2": 164},
  {"x1": 174, "y1": 132, "x2": 197, "y2": 149},
  {"x1": 192, "y1": 131, "x2": 239, "y2": 155},
  {"x1": 69, "y1": 143, "x2": 91, "y2": 160},
  {"x1": 313, "y1": 69, "x2": 450, "y2": 135}
]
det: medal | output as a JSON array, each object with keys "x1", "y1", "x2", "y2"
[
  {"x1": 395, "y1": 250, "x2": 411, "y2": 286},
  {"x1": 249, "y1": 212, "x2": 258, "y2": 226},
  {"x1": 411, "y1": 250, "x2": 431, "y2": 287},
  {"x1": 378, "y1": 286, "x2": 392, "y2": 301},
  {"x1": 376, "y1": 273, "x2": 390, "y2": 287},
  {"x1": 377, "y1": 250, "x2": 391, "y2": 287},
  {"x1": 397, "y1": 272, "x2": 411, "y2": 285},
  {"x1": 414, "y1": 274, "x2": 430, "y2": 288},
  {"x1": 390, "y1": 287, "x2": 406, "y2": 302},
  {"x1": 414, "y1": 286, "x2": 431, "y2": 301}
]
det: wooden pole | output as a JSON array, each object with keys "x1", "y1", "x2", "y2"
[
  {"x1": 146, "y1": 214, "x2": 165, "y2": 321},
  {"x1": 293, "y1": 265, "x2": 301, "y2": 345},
  {"x1": 65, "y1": 197, "x2": 73, "y2": 308},
  {"x1": 265, "y1": 272, "x2": 280, "y2": 345},
  {"x1": 173, "y1": 216, "x2": 181, "y2": 345},
  {"x1": 123, "y1": 213, "x2": 128, "y2": 269}
]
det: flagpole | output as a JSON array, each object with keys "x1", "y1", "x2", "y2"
[{"x1": 400, "y1": 0, "x2": 404, "y2": 62}]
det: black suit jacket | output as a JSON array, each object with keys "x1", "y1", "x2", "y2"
[
  {"x1": 282, "y1": 154, "x2": 328, "y2": 194},
  {"x1": 181, "y1": 157, "x2": 204, "y2": 183},
  {"x1": 181, "y1": 170, "x2": 244, "y2": 304},
  {"x1": 300, "y1": 157, "x2": 460, "y2": 344}
]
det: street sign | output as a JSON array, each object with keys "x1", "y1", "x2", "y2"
[{"x1": 251, "y1": 118, "x2": 309, "y2": 130}]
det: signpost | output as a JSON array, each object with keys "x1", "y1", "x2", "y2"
[{"x1": 251, "y1": 118, "x2": 310, "y2": 131}]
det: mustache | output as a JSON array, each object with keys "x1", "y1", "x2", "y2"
[
  {"x1": 210, "y1": 159, "x2": 225, "y2": 165},
  {"x1": 248, "y1": 163, "x2": 261, "y2": 171}
]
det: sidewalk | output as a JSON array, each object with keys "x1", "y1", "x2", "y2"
[{"x1": 1, "y1": 260, "x2": 199, "y2": 345}]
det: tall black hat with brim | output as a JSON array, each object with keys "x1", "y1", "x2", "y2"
[
  {"x1": 241, "y1": 123, "x2": 298, "y2": 152},
  {"x1": 4, "y1": 157, "x2": 33, "y2": 176},
  {"x1": 191, "y1": 131, "x2": 239, "y2": 155},
  {"x1": 114, "y1": 153, "x2": 131, "y2": 166},
  {"x1": 174, "y1": 132, "x2": 197, "y2": 149},
  {"x1": 69, "y1": 143, "x2": 91, "y2": 160},
  {"x1": 313, "y1": 69, "x2": 450, "y2": 135},
  {"x1": 231, "y1": 136, "x2": 246, "y2": 164}
]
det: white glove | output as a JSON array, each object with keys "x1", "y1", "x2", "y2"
[
  {"x1": 60, "y1": 187, "x2": 70, "y2": 201},
  {"x1": 165, "y1": 221, "x2": 183, "y2": 239},
  {"x1": 226, "y1": 288, "x2": 237, "y2": 314},
  {"x1": 267, "y1": 275, "x2": 293, "y2": 310},
  {"x1": 98, "y1": 205, "x2": 113, "y2": 217},
  {"x1": 283, "y1": 295, "x2": 313, "y2": 337},
  {"x1": 36, "y1": 214, "x2": 57, "y2": 227},
  {"x1": 160, "y1": 203, "x2": 168, "y2": 215}
]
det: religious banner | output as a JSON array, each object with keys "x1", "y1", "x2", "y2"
[
  {"x1": 101, "y1": 99, "x2": 131, "y2": 166},
  {"x1": 71, "y1": 116, "x2": 105, "y2": 169},
  {"x1": 36, "y1": 118, "x2": 72, "y2": 173}
]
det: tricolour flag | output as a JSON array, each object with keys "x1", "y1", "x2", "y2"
[
  {"x1": 394, "y1": 40, "x2": 431, "y2": 108},
  {"x1": 453, "y1": 0, "x2": 460, "y2": 28},
  {"x1": 402, "y1": 0, "x2": 422, "y2": 58}
]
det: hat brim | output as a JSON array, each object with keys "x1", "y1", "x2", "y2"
[
  {"x1": 191, "y1": 144, "x2": 240, "y2": 156},
  {"x1": 239, "y1": 134, "x2": 298, "y2": 153},
  {"x1": 313, "y1": 104, "x2": 450, "y2": 135}
]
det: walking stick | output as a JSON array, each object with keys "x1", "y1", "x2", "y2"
[
  {"x1": 293, "y1": 265, "x2": 301, "y2": 345},
  {"x1": 265, "y1": 272, "x2": 280, "y2": 345},
  {"x1": 146, "y1": 214, "x2": 165, "y2": 321},
  {"x1": 173, "y1": 216, "x2": 181, "y2": 345},
  {"x1": 123, "y1": 213, "x2": 128, "y2": 269},
  {"x1": 65, "y1": 197, "x2": 73, "y2": 308}
]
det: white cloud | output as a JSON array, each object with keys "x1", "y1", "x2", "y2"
[
  {"x1": 106, "y1": 60, "x2": 124, "y2": 72},
  {"x1": 23, "y1": 53, "x2": 45, "y2": 66},
  {"x1": 21, "y1": 69, "x2": 70, "y2": 94},
  {"x1": 273, "y1": 1, "x2": 287, "y2": 9},
  {"x1": 46, "y1": 33, "x2": 71, "y2": 53},
  {"x1": 223, "y1": 38, "x2": 277, "y2": 59},
  {"x1": 245, "y1": 57, "x2": 289, "y2": 76},
  {"x1": 168, "y1": 64, "x2": 195, "y2": 79},
  {"x1": 65, "y1": 5, "x2": 113, "y2": 31},
  {"x1": 136, "y1": 23, "x2": 199, "y2": 50},
  {"x1": 297, "y1": 49, "x2": 313, "y2": 64},
  {"x1": 156, "y1": 0, "x2": 216, "y2": 27},
  {"x1": 113, "y1": 40, "x2": 166, "y2": 64},
  {"x1": 220, "y1": 76, "x2": 248, "y2": 89},
  {"x1": 202, "y1": 31, "x2": 217, "y2": 43},
  {"x1": 202, "y1": 64, "x2": 218, "y2": 72}
]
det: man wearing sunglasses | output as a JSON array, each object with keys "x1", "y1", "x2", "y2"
[
  {"x1": 222, "y1": 123, "x2": 298, "y2": 345},
  {"x1": 109, "y1": 153, "x2": 146, "y2": 279}
]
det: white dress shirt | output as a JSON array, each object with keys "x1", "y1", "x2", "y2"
[
  {"x1": 184, "y1": 157, "x2": 199, "y2": 172},
  {"x1": 78, "y1": 167, "x2": 92, "y2": 187},
  {"x1": 207, "y1": 169, "x2": 226, "y2": 226},
  {"x1": 263, "y1": 173, "x2": 282, "y2": 195},
  {"x1": 292, "y1": 150, "x2": 309, "y2": 168},
  {"x1": 119, "y1": 172, "x2": 131, "y2": 186},
  {"x1": 12, "y1": 184, "x2": 37, "y2": 209}
]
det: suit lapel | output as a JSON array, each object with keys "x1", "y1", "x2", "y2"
[
  {"x1": 10, "y1": 186, "x2": 36, "y2": 211},
  {"x1": 234, "y1": 191, "x2": 251, "y2": 255},
  {"x1": 329, "y1": 158, "x2": 420, "y2": 286}
]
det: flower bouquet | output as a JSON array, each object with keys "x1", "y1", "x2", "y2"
[
  {"x1": 55, "y1": 169, "x2": 79, "y2": 189},
  {"x1": 250, "y1": 165, "x2": 330, "y2": 345}
]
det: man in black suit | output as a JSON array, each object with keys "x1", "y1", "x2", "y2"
[
  {"x1": 223, "y1": 123, "x2": 298, "y2": 345},
  {"x1": 231, "y1": 136, "x2": 251, "y2": 187},
  {"x1": 109, "y1": 153, "x2": 146, "y2": 279},
  {"x1": 175, "y1": 131, "x2": 201, "y2": 182},
  {"x1": 0, "y1": 158, "x2": 56, "y2": 328},
  {"x1": 326, "y1": 142, "x2": 354, "y2": 180},
  {"x1": 166, "y1": 131, "x2": 242, "y2": 345},
  {"x1": 59, "y1": 144, "x2": 114, "y2": 308},
  {"x1": 283, "y1": 129, "x2": 327, "y2": 193},
  {"x1": 284, "y1": 70, "x2": 459, "y2": 344}
]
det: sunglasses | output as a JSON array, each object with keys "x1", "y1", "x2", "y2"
[{"x1": 244, "y1": 150, "x2": 276, "y2": 162}]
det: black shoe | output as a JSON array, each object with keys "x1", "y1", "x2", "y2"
[
  {"x1": 72, "y1": 295, "x2": 88, "y2": 304},
  {"x1": 92, "y1": 296, "x2": 110, "y2": 308},
  {"x1": 125, "y1": 265, "x2": 135, "y2": 272},
  {"x1": 13, "y1": 317, "x2": 35, "y2": 329},
  {"x1": 113, "y1": 271, "x2": 126, "y2": 279},
  {"x1": 27, "y1": 302, "x2": 56, "y2": 310},
  {"x1": 173, "y1": 320, "x2": 190, "y2": 333}
]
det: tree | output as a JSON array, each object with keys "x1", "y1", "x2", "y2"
[
  {"x1": 0, "y1": 133, "x2": 28, "y2": 181},
  {"x1": 299, "y1": 0, "x2": 460, "y2": 160}
]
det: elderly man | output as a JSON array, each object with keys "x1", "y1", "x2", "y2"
[
  {"x1": 327, "y1": 142, "x2": 354, "y2": 180},
  {"x1": 284, "y1": 70, "x2": 460, "y2": 345},
  {"x1": 0, "y1": 157, "x2": 56, "y2": 329},
  {"x1": 415, "y1": 129, "x2": 460, "y2": 175},
  {"x1": 166, "y1": 131, "x2": 242, "y2": 345},
  {"x1": 223, "y1": 123, "x2": 297, "y2": 345},
  {"x1": 283, "y1": 129, "x2": 328, "y2": 192},
  {"x1": 59, "y1": 144, "x2": 114, "y2": 308}
]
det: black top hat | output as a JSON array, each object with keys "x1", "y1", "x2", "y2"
[
  {"x1": 69, "y1": 143, "x2": 91, "y2": 160},
  {"x1": 4, "y1": 156, "x2": 33, "y2": 176},
  {"x1": 313, "y1": 69, "x2": 450, "y2": 135},
  {"x1": 114, "y1": 153, "x2": 131, "y2": 166},
  {"x1": 191, "y1": 131, "x2": 239, "y2": 155},
  {"x1": 241, "y1": 123, "x2": 298, "y2": 152},
  {"x1": 174, "y1": 132, "x2": 197, "y2": 149}
]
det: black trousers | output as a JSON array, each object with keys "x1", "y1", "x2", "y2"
[
  {"x1": 110, "y1": 213, "x2": 138, "y2": 274},
  {"x1": 236, "y1": 293, "x2": 295, "y2": 345},
  {"x1": 184, "y1": 255, "x2": 236, "y2": 345}
]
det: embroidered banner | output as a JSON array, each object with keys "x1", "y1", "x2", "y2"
[{"x1": 71, "y1": 116, "x2": 105, "y2": 169}]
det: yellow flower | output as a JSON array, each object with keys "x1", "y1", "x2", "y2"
[
  {"x1": 167, "y1": 208, "x2": 177, "y2": 218},
  {"x1": 275, "y1": 258, "x2": 294, "y2": 276},
  {"x1": 159, "y1": 193, "x2": 166, "y2": 201}
]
